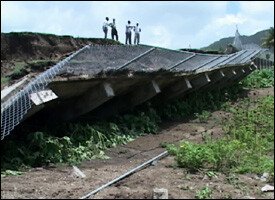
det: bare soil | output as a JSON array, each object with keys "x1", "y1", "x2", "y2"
[{"x1": 1, "y1": 87, "x2": 274, "y2": 199}]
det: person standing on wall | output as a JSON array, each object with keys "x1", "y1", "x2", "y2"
[
  {"x1": 125, "y1": 20, "x2": 134, "y2": 45},
  {"x1": 110, "y1": 18, "x2": 119, "y2": 41},
  {"x1": 102, "y1": 17, "x2": 110, "y2": 39},
  {"x1": 134, "y1": 23, "x2": 141, "y2": 45}
]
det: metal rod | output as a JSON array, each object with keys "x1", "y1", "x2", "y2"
[
  {"x1": 117, "y1": 47, "x2": 156, "y2": 71},
  {"x1": 209, "y1": 53, "x2": 238, "y2": 68},
  {"x1": 195, "y1": 55, "x2": 223, "y2": 71},
  {"x1": 218, "y1": 50, "x2": 248, "y2": 66},
  {"x1": 168, "y1": 54, "x2": 196, "y2": 70},
  {"x1": 239, "y1": 50, "x2": 260, "y2": 64},
  {"x1": 80, "y1": 151, "x2": 169, "y2": 199}
]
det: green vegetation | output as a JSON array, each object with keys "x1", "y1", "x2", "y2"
[
  {"x1": 167, "y1": 95, "x2": 274, "y2": 174},
  {"x1": 1, "y1": 77, "x2": 10, "y2": 85},
  {"x1": 1, "y1": 69, "x2": 274, "y2": 176},
  {"x1": 1, "y1": 60, "x2": 57, "y2": 86},
  {"x1": 6, "y1": 31, "x2": 122, "y2": 45},
  {"x1": 7, "y1": 62, "x2": 28, "y2": 80},
  {"x1": 1, "y1": 170, "x2": 22, "y2": 178},
  {"x1": 262, "y1": 27, "x2": 274, "y2": 48},
  {"x1": 240, "y1": 69, "x2": 274, "y2": 88},
  {"x1": 195, "y1": 111, "x2": 211, "y2": 123},
  {"x1": 27, "y1": 60, "x2": 57, "y2": 71},
  {"x1": 202, "y1": 29, "x2": 270, "y2": 51},
  {"x1": 1, "y1": 108, "x2": 161, "y2": 171},
  {"x1": 195, "y1": 187, "x2": 212, "y2": 199},
  {"x1": 166, "y1": 69, "x2": 274, "y2": 175}
]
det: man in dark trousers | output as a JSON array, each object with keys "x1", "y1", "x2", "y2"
[{"x1": 110, "y1": 18, "x2": 119, "y2": 41}]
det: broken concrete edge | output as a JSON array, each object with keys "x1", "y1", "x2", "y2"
[
  {"x1": 72, "y1": 165, "x2": 86, "y2": 178},
  {"x1": 58, "y1": 81, "x2": 116, "y2": 121},
  {"x1": 0, "y1": 63, "x2": 253, "y2": 119},
  {"x1": 189, "y1": 72, "x2": 211, "y2": 88},
  {"x1": 153, "y1": 188, "x2": 169, "y2": 199},
  {"x1": 129, "y1": 80, "x2": 161, "y2": 106},
  {"x1": 30, "y1": 89, "x2": 58, "y2": 105},
  {"x1": 261, "y1": 184, "x2": 274, "y2": 192},
  {"x1": 196, "y1": 62, "x2": 253, "y2": 74},
  {"x1": 1, "y1": 62, "x2": 252, "y2": 107}
]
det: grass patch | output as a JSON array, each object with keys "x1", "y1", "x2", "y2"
[
  {"x1": 240, "y1": 68, "x2": 274, "y2": 88},
  {"x1": 195, "y1": 187, "x2": 212, "y2": 199},
  {"x1": 1, "y1": 170, "x2": 23, "y2": 178},
  {"x1": 167, "y1": 95, "x2": 274, "y2": 174},
  {"x1": 1, "y1": 77, "x2": 10, "y2": 85},
  {"x1": 27, "y1": 60, "x2": 57, "y2": 71},
  {"x1": 1, "y1": 108, "x2": 161, "y2": 171},
  {"x1": 166, "y1": 69, "x2": 274, "y2": 174},
  {"x1": 6, "y1": 62, "x2": 28, "y2": 80},
  {"x1": 195, "y1": 111, "x2": 211, "y2": 123}
]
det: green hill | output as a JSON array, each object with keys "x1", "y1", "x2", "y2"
[{"x1": 201, "y1": 29, "x2": 270, "y2": 51}]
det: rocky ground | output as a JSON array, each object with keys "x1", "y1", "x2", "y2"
[{"x1": 1, "y1": 87, "x2": 274, "y2": 199}]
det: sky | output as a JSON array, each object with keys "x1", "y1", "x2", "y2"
[{"x1": 1, "y1": 1, "x2": 274, "y2": 49}]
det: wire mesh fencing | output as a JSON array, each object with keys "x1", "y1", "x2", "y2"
[{"x1": 1, "y1": 45, "x2": 90, "y2": 140}]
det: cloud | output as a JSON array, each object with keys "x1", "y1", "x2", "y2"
[
  {"x1": 216, "y1": 14, "x2": 247, "y2": 26},
  {"x1": 148, "y1": 25, "x2": 172, "y2": 47},
  {"x1": 190, "y1": 1, "x2": 274, "y2": 48},
  {"x1": 239, "y1": 1, "x2": 274, "y2": 16},
  {"x1": 1, "y1": 1, "x2": 274, "y2": 49}
]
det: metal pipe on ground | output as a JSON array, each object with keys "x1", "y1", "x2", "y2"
[{"x1": 80, "y1": 151, "x2": 169, "y2": 199}]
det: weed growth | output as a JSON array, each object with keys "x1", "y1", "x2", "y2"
[
  {"x1": 195, "y1": 187, "x2": 212, "y2": 199},
  {"x1": 167, "y1": 95, "x2": 274, "y2": 174},
  {"x1": 240, "y1": 68, "x2": 274, "y2": 88}
]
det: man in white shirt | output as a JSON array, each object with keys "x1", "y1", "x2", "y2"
[
  {"x1": 134, "y1": 23, "x2": 141, "y2": 45},
  {"x1": 125, "y1": 20, "x2": 134, "y2": 45},
  {"x1": 102, "y1": 17, "x2": 110, "y2": 39}
]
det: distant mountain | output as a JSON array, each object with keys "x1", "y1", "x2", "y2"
[{"x1": 201, "y1": 29, "x2": 270, "y2": 51}]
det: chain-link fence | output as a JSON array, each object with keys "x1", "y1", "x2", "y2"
[{"x1": 1, "y1": 45, "x2": 90, "y2": 140}]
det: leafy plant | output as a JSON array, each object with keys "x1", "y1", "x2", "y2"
[
  {"x1": 262, "y1": 27, "x2": 274, "y2": 48},
  {"x1": 166, "y1": 95, "x2": 274, "y2": 174},
  {"x1": 195, "y1": 187, "x2": 212, "y2": 199},
  {"x1": 240, "y1": 69, "x2": 274, "y2": 88},
  {"x1": 1, "y1": 170, "x2": 23, "y2": 177},
  {"x1": 6, "y1": 62, "x2": 28, "y2": 79},
  {"x1": 1, "y1": 77, "x2": 10, "y2": 85},
  {"x1": 195, "y1": 111, "x2": 211, "y2": 123},
  {"x1": 206, "y1": 171, "x2": 217, "y2": 179}
]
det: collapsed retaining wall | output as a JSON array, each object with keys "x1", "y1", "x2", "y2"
[{"x1": 1, "y1": 44, "x2": 263, "y2": 140}]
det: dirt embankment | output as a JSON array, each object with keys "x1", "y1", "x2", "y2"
[{"x1": 1, "y1": 32, "x2": 121, "y2": 80}]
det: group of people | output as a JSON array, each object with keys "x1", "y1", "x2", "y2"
[{"x1": 102, "y1": 17, "x2": 141, "y2": 45}]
